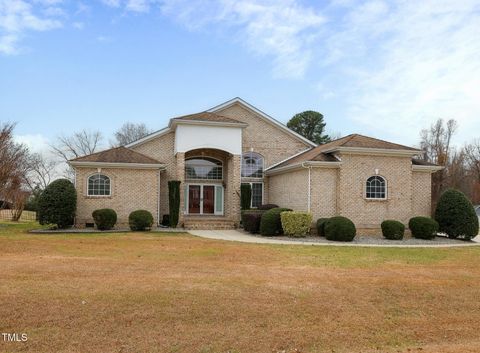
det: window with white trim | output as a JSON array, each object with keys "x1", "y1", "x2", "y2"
[
  {"x1": 185, "y1": 157, "x2": 223, "y2": 180},
  {"x1": 88, "y1": 174, "x2": 111, "y2": 196},
  {"x1": 366, "y1": 176, "x2": 386, "y2": 199},
  {"x1": 241, "y1": 152, "x2": 264, "y2": 178}
]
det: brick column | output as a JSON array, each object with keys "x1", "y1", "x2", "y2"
[
  {"x1": 226, "y1": 154, "x2": 241, "y2": 226},
  {"x1": 176, "y1": 152, "x2": 185, "y2": 227}
]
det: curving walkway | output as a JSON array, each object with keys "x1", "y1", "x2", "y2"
[{"x1": 188, "y1": 229, "x2": 480, "y2": 248}]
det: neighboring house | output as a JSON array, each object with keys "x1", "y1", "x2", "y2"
[{"x1": 69, "y1": 97, "x2": 442, "y2": 230}]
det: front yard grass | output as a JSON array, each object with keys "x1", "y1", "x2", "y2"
[{"x1": 1, "y1": 221, "x2": 479, "y2": 353}]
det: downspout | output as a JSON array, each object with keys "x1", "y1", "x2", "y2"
[
  {"x1": 301, "y1": 162, "x2": 311, "y2": 213},
  {"x1": 157, "y1": 169, "x2": 161, "y2": 226}
]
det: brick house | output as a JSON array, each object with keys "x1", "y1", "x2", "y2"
[{"x1": 69, "y1": 97, "x2": 442, "y2": 230}]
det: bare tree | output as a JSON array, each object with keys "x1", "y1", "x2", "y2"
[
  {"x1": 0, "y1": 123, "x2": 31, "y2": 218},
  {"x1": 420, "y1": 118, "x2": 458, "y2": 206},
  {"x1": 51, "y1": 130, "x2": 103, "y2": 178},
  {"x1": 26, "y1": 153, "x2": 58, "y2": 191},
  {"x1": 111, "y1": 122, "x2": 151, "y2": 147},
  {"x1": 464, "y1": 139, "x2": 480, "y2": 204}
]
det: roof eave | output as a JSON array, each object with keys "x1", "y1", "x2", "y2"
[
  {"x1": 169, "y1": 119, "x2": 248, "y2": 129},
  {"x1": 412, "y1": 165, "x2": 444, "y2": 173},
  {"x1": 266, "y1": 161, "x2": 342, "y2": 176},
  {"x1": 322, "y1": 146, "x2": 422, "y2": 157},
  {"x1": 69, "y1": 161, "x2": 166, "y2": 169},
  {"x1": 125, "y1": 127, "x2": 171, "y2": 148}
]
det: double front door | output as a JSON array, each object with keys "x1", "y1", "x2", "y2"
[{"x1": 187, "y1": 184, "x2": 223, "y2": 215}]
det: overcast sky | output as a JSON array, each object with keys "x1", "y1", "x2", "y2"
[{"x1": 1, "y1": 0, "x2": 479, "y2": 155}]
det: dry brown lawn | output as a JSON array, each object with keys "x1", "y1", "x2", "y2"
[{"x1": 1, "y1": 222, "x2": 480, "y2": 353}]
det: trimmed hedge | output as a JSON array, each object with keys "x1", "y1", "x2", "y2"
[
  {"x1": 381, "y1": 220, "x2": 405, "y2": 240},
  {"x1": 92, "y1": 208, "x2": 117, "y2": 230},
  {"x1": 38, "y1": 179, "x2": 77, "y2": 229},
  {"x1": 257, "y1": 204, "x2": 279, "y2": 210},
  {"x1": 260, "y1": 207, "x2": 292, "y2": 236},
  {"x1": 168, "y1": 180, "x2": 181, "y2": 228},
  {"x1": 434, "y1": 188, "x2": 479, "y2": 240},
  {"x1": 240, "y1": 184, "x2": 252, "y2": 210},
  {"x1": 242, "y1": 210, "x2": 264, "y2": 234},
  {"x1": 324, "y1": 216, "x2": 356, "y2": 242},
  {"x1": 129, "y1": 210, "x2": 154, "y2": 231},
  {"x1": 280, "y1": 211, "x2": 312, "y2": 237},
  {"x1": 409, "y1": 216, "x2": 438, "y2": 240},
  {"x1": 316, "y1": 218, "x2": 329, "y2": 237}
]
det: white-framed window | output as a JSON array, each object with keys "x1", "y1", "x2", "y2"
[
  {"x1": 87, "y1": 174, "x2": 111, "y2": 196},
  {"x1": 185, "y1": 157, "x2": 223, "y2": 180},
  {"x1": 365, "y1": 176, "x2": 386, "y2": 199},
  {"x1": 242, "y1": 182, "x2": 263, "y2": 208},
  {"x1": 241, "y1": 152, "x2": 264, "y2": 178}
]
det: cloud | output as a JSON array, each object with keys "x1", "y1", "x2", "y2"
[
  {"x1": 0, "y1": 0, "x2": 63, "y2": 54},
  {"x1": 160, "y1": 0, "x2": 326, "y2": 79},
  {"x1": 317, "y1": 0, "x2": 480, "y2": 144},
  {"x1": 14, "y1": 133, "x2": 51, "y2": 154}
]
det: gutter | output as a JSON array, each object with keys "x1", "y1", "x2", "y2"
[
  {"x1": 69, "y1": 161, "x2": 166, "y2": 170},
  {"x1": 266, "y1": 161, "x2": 341, "y2": 176}
]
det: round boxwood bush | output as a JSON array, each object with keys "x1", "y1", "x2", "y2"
[
  {"x1": 129, "y1": 210, "x2": 154, "y2": 231},
  {"x1": 316, "y1": 218, "x2": 329, "y2": 237},
  {"x1": 38, "y1": 179, "x2": 77, "y2": 229},
  {"x1": 257, "y1": 204, "x2": 279, "y2": 210},
  {"x1": 92, "y1": 208, "x2": 117, "y2": 230},
  {"x1": 408, "y1": 217, "x2": 438, "y2": 240},
  {"x1": 260, "y1": 207, "x2": 292, "y2": 236},
  {"x1": 324, "y1": 216, "x2": 356, "y2": 242},
  {"x1": 242, "y1": 210, "x2": 264, "y2": 234},
  {"x1": 434, "y1": 188, "x2": 479, "y2": 240},
  {"x1": 381, "y1": 220, "x2": 405, "y2": 240}
]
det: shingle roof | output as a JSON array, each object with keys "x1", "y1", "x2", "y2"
[
  {"x1": 70, "y1": 146, "x2": 162, "y2": 164},
  {"x1": 270, "y1": 134, "x2": 422, "y2": 170},
  {"x1": 411, "y1": 158, "x2": 438, "y2": 166},
  {"x1": 172, "y1": 112, "x2": 245, "y2": 124}
]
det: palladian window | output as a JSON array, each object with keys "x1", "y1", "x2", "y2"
[
  {"x1": 88, "y1": 174, "x2": 111, "y2": 196},
  {"x1": 366, "y1": 176, "x2": 386, "y2": 199},
  {"x1": 241, "y1": 152, "x2": 264, "y2": 178},
  {"x1": 185, "y1": 157, "x2": 223, "y2": 180}
]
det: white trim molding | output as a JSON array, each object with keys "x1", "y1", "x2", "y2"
[
  {"x1": 265, "y1": 147, "x2": 313, "y2": 171},
  {"x1": 266, "y1": 161, "x2": 342, "y2": 176},
  {"x1": 321, "y1": 146, "x2": 422, "y2": 157},
  {"x1": 125, "y1": 127, "x2": 171, "y2": 148},
  {"x1": 412, "y1": 165, "x2": 444, "y2": 173},
  {"x1": 169, "y1": 119, "x2": 248, "y2": 129},
  {"x1": 207, "y1": 97, "x2": 317, "y2": 148},
  {"x1": 69, "y1": 161, "x2": 166, "y2": 170}
]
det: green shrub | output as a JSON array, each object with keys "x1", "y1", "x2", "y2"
[
  {"x1": 242, "y1": 210, "x2": 264, "y2": 234},
  {"x1": 434, "y1": 188, "x2": 479, "y2": 240},
  {"x1": 38, "y1": 179, "x2": 77, "y2": 229},
  {"x1": 381, "y1": 220, "x2": 405, "y2": 240},
  {"x1": 240, "y1": 184, "x2": 252, "y2": 210},
  {"x1": 324, "y1": 216, "x2": 356, "y2": 242},
  {"x1": 168, "y1": 180, "x2": 181, "y2": 228},
  {"x1": 260, "y1": 207, "x2": 292, "y2": 236},
  {"x1": 316, "y1": 218, "x2": 329, "y2": 237},
  {"x1": 280, "y1": 211, "x2": 312, "y2": 237},
  {"x1": 161, "y1": 214, "x2": 170, "y2": 227},
  {"x1": 408, "y1": 217, "x2": 438, "y2": 240},
  {"x1": 257, "y1": 204, "x2": 279, "y2": 210},
  {"x1": 129, "y1": 210, "x2": 154, "y2": 231},
  {"x1": 92, "y1": 208, "x2": 117, "y2": 230}
]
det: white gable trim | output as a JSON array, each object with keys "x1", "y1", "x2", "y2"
[
  {"x1": 207, "y1": 97, "x2": 317, "y2": 148},
  {"x1": 125, "y1": 127, "x2": 171, "y2": 148},
  {"x1": 265, "y1": 147, "x2": 313, "y2": 171}
]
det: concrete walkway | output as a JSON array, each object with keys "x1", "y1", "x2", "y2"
[{"x1": 189, "y1": 229, "x2": 480, "y2": 248}]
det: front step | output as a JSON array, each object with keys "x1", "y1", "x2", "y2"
[{"x1": 183, "y1": 217, "x2": 238, "y2": 230}]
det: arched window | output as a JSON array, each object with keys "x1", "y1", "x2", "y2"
[
  {"x1": 241, "y1": 152, "x2": 264, "y2": 178},
  {"x1": 185, "y1": 157, "x2": 223, "y2": 180},
  {"x1": 366, "y1": 176, "x2": 386, "y2": 199},
  {"x1": 88, "y1": 174, "x2": 111, "y2": 196}
]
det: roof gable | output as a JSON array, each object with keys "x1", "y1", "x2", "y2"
[
  {"x1": 70, "y1": 146, "x2": 162, "y2": 165},
  {"x1": 207, "y1": 97, "x2": 317, "y2": 147}
]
